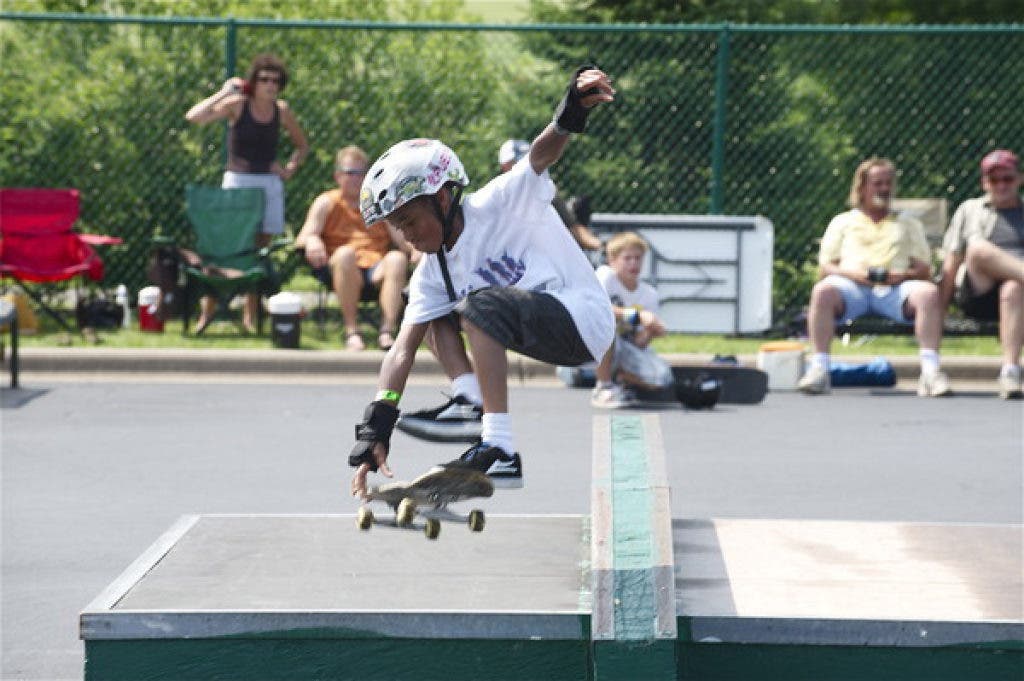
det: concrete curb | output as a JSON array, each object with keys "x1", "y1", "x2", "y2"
[{"x1": 13, "y1": 348, "x2": 1005, "y2": 381}]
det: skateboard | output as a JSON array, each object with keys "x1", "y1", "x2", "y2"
[
  {"x1": 634, "y1": 365, "x2": 768, "y2": 405},
  {"x1": 357, "y1": 466, "x2": 494, "y2": 540},
  {"x1": 673, "y1": 365, "x2": 767, "y2": 404}
]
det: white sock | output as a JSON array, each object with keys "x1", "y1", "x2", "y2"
[
  {"x1": 810, "y1": 353, "x2": 830, "y2": 370},
  {"x1": 1000, "y1": 364, "x2": 1021, "y2": 379},
  {"x1": 481, "y1": 412, "x2": 514, "y2": 456},
  {"x1": 919, "y1": 349, "x2": 940, "y2": 375},
  {"x1": 596, "y1": 380, "x2": 615, "y2": 390},
  {"x1": 451, "y1": 373, "x2": 482, "y2": 405}
]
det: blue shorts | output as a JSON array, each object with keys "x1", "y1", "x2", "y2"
[
  {"x1": 822, "y1": 274, "x2": 929, "y2": 325},
  {"x1": 311, "y1": 261, "x2": 381, "y2": 290}
]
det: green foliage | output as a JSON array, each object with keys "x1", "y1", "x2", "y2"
[
  {"x1": 560, "y1": 0, "x2": 1024, "y2": 24},
  {"x1": 2, "y1": 2, "x2": 1021, "y2": 321}
]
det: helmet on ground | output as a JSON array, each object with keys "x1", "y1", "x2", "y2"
[
  {"x1": 498, "y1": 139, "x2": 530, "y2": 165},
  {"x1": 360, "y1": 139, "x2": 469, "y2": 227},
  {"x1": 675, "y1": 372, "x2": 722, "y2": 409}
]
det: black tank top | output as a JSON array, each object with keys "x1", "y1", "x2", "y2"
[{"x1": 228, "y1": 100, "x2": 280, "y2": 173}]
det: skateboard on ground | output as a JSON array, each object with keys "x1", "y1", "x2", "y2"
[
  {"x1": 672, "y1": 365, "x2": 767, "y2": 404},
  {"x1": 635, "y1": 365, "x2": 768, "y2": 405},
  {"x1": 357, "y1": 465, "x2": 494, "y2": 540}
]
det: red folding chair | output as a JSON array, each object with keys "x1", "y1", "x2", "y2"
[{"x1": 0, "y1": 188, "x2": 117, "y2": 333}]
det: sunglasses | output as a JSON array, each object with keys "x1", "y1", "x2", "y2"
[
  {"x1": 986, "y1": 174, "x2": 1017, "y2": 184},
  {"x1": 256, "y1": 75, "x2": 281, "y2": 84},
  {"x1": 336, "y1": 167, "x2": 367, "y2": 175}
]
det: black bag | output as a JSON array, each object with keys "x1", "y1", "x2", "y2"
[
  {"x1": 146, "y1": 245, "x2": 183, "y2": 319},
  {"x1": 76, "y1": 298, "x2": 123, "y2": 329}
]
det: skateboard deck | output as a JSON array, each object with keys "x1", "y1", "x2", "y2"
[
  {"x1": 676, "y1": 365, "x2": 767, "y2": 404},
  {"x1": 357, "y1": 466, "x2": 494, "y2": 539},
  {"x1": 635, "y1": 365, "x2": 768, "y2": 405}
]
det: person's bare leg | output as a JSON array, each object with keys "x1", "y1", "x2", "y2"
[
  {"x1": 244, "y1": 233, "x2": 273, "y2": 332},
  {"x1": 999, "y1": 280, "x2": 1024, "y2": 367},
  {"x1": 965, "y1": 240, "x2": 1024, "y2": 290},
  {"x1": 329, "y1": 246, "x2": 363, "y2": 339},
  {"x1": 426, "y1": 317, "x2": 473, "y2": 380},
  {"x1": 807, "y1": 280, "x2": 844, "y2": 353},
  {"x1": 594, "y1": 345, "x2": 615, "y2": 384},
  {"x1": 196, "y1": 296, "x2": 217, "y2": 331},
  {"x1": 372, "y1": 250, "x2": 408, "y2": 337},
  {"x1": 462, "y1": 318, "x2": 508, "y2": 414},
  {"x1": 904, "y1": 283, "x2": 943, "y2": 352}
]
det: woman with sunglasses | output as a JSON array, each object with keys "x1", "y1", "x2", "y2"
[{"x1": 186, "y1": 52, "x2": 309, "y2": 333}]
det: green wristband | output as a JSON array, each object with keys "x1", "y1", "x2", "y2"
[{"x1": 375, "y1": 389, "x2": 401, "y2": 404}]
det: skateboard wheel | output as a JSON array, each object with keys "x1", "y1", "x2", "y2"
[
  {"x1": 424, "y1": 518, "x2": 441, "y2": 539},
  {"x1": 396, "y1": 498, "x2": 416, "y2": 527},
  {"x1": 357, "y1": 507, "x2": 373, "y2": 530},
  {"x1": 468, "y1": 509, "x2": 485, "y2": 532}
]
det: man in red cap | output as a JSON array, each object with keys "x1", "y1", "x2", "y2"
[{"x1": 940, "y1": 149, "x2": 1024, "y2": 399}]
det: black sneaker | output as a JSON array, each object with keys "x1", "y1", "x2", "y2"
[
  {"x1": 441, "y1": 442, "x2": 523, "y2": 489},
  {"x1": 395, "y1": 394, "x2": 483, "y2": 443}
]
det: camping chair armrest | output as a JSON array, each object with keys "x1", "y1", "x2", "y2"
[{"x1": 259, "y1": 237, "x2": 293, "y2": 258}]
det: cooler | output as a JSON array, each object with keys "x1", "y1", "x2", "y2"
[
  {"x1": 137, "y1": 286, "x2": 164, "y2": 333},
  {"x1": 267, "y1": 292, "x2": 303, "y2": 349},
  {"x1": 756, "y1": 340, "x2": 805, "y2": 391}
]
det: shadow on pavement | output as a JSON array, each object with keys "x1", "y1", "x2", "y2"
[{"x1": 1, "y1": 387, "x2": 50, "y2": 409}]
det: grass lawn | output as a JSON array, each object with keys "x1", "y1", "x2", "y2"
[{"x1": 9, "y1": 308, "x2": 1001, "y2": 357}]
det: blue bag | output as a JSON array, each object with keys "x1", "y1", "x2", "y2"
[{"x1": 829, "y1": 357, "x2": 896, "y2": 387}]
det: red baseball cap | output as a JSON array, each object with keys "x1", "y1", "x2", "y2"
[{"x1": 981, "y1": 149, "x2": 1019, "y2": 174}]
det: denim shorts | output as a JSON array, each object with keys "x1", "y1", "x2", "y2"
[
  {"x1": 456, "y1": 288, "x2": 594, "y2": 367},
  {"x1": 613, "y1": 338, "x2": 674, "y2": 387},
  {"x1": 311, "y1": 261, "x2": 380, "y2": 290},
  {"x1": 823, "y1": 274, "x2": 928, "y2": 324}
]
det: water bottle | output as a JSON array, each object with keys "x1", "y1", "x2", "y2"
[{"x1": 115, "y1": 284, "x2": 131, "y2": 329}]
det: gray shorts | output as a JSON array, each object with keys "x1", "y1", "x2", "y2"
[
  {"x1": 222, "y1": 171, "x2": 285, "y2": 234},
  {"x1": 456, "y1": 288, "x2": 594, "y2": 367}
]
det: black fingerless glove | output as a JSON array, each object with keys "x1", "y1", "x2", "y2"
[
  {"x1": 553, "y1": 64, "x2": 600, "y2": 134},
  {"x1": 348, "y1": 400, "x2": 399, "y2": 472}
]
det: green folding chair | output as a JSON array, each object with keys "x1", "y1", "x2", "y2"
[{"x1": 176, "y1": 185, "x2": 285, "y2": 335}]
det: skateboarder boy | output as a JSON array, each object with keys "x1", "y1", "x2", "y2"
[{"x1": 348, "y1": 66, "x2": 616, "y2": 498}]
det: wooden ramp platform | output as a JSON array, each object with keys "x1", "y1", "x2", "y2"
[{"x1": 81, "y1": 416, "x2": 1022, "y2": 680}]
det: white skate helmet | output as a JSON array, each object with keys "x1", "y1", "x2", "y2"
[{"x1": 360, "y1": 139, "x2": 469, "y2": 226}]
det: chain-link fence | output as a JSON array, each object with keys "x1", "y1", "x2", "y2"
[{"x1": 2, "y1": 14, "x2": 1021, "y2": 328}]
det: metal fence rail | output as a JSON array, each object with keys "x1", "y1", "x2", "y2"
[{"x1": 2, "y1": 13, "x2": 1021, "y2": 325}]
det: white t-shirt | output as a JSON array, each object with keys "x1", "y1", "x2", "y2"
[
  {"x1": 595, "y1": 264, "x2": 660, "y2": 314},
  {"x1": 404, "y1": 158, "x2": 614, "y2": 361}
]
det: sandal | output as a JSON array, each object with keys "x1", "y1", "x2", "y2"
[{"x1": 345, "y1": 331, "x2": 365, "y2": 351}]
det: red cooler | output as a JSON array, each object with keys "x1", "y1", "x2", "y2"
[{"x1": 138, "y1": 286, "x2": 164, "y2": 332}]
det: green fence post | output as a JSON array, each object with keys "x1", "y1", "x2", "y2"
[
  {"x1": 710, "y1": 23, "x2": 730, "y2": 215},
  {"x1": 222, "y1": 16, "x2": 236, "y2": 168}
]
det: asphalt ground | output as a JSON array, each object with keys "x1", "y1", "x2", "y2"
[{"x1": 1, "y1": 369, "x2": 1021, "y2": 680}]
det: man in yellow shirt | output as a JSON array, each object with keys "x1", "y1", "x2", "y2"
[
  {"x1": 798, "y1": 157, "x2": 950, "y2": 396},
  {"x1": 296, "y1": 146, "x2": 417, "y2": 350}
]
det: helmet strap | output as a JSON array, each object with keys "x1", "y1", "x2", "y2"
[{"x1": 430, "y1": 185, "x2": 464, "y2": 303}]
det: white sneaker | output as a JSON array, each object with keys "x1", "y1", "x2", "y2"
[
  {"x1": 918, "y1": 370, "x2": 952, "y2": 397},
  {"x1": 997, "y1": 369, "x2": 1022, "y2": 400},
  {"x1": 590, "y1": 383, "x2": 637, "y2": 409},
  {"x1": 797, "y1": 364, "x2": 830, "y2": 395}
]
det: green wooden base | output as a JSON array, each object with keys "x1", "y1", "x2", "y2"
[
  {"x1": 678, "y1": 641, "x2": 1023, "y2": 681},
  {"x1": 86, "y1": 638, "x2": 592, "y2": 681}
]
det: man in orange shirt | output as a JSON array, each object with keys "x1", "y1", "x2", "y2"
[{"x1": 296, "y1": 146, "x2": 418, "y2": 350}]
